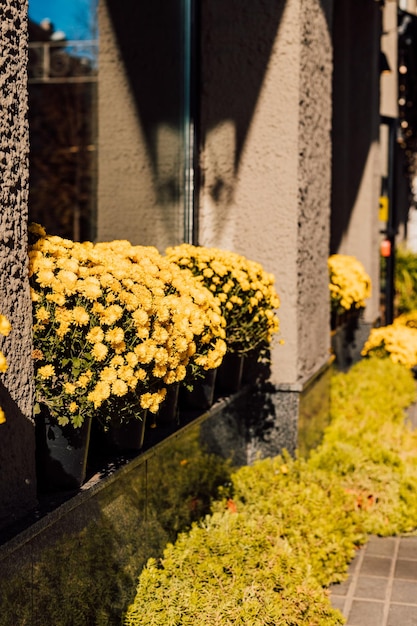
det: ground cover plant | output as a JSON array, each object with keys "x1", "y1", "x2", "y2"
[
  {"x1": 394, "y1": 245, "x2": 417, "y2": 314},
  {"x1": 125, "y1": 357, "x2": 417, "y2": 625}
]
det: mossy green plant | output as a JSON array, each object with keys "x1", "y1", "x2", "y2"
[
  {"x1": 395, "y1": 246, "x2": 417, "y2": 314},
  {"x1": 309, "y1": 357, "x2": 417, "y2": 535},
  {"x1": 125, "y1": 357, "x2": 417, "y2": 626},
  {"x1": 221, "y1": 454, "x2": 364, "y2": 587},
  {"x1": 125, "y1": 510, "x2": 345, "y2": 626}
]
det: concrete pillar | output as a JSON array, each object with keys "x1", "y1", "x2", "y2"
[
  {"x1": 0, "y1": 0, "x2": 37, "y2": 528},
  {"x1": 198, "y1": 0, "x2": 333, "y2": 387}
]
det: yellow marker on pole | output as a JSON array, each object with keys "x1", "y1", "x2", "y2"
[{"x1": 379, "y1": 196, "x2": 389, "y2": 222}]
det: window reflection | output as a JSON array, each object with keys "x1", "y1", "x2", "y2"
[{"x1": 28, "y1": 3, "x2": 98, "y2": 241}]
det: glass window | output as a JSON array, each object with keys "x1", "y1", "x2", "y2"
[{"x1": 28, "y1": 0, "x2": 98, "y2": 240}]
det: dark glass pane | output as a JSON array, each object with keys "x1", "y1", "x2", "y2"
[{"x1": 28, "y1": 1, "x2": 98, "y2": 240}]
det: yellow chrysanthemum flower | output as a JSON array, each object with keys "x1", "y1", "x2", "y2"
[
  {"x1": 99, "y1": 366, "x2": 118, "y2": 383},
  {"x1": 35, "y1": 307, "x2": 50, "y2": 323},
  {"x1": 112, "y1": 379, "x2": 128, "y2": 397},
  {"x1": 72, "y1": 306, "x2": 90, "y2": 326},
  {"x1": 45, "y1": 292, "x2": 66, "y2": 306},
  {"x1": 38, "y1": 364, "x2": 55, "y2": 379},
  {"x1": 36, "y1": 269, "x2": 55, "y2": 287},
  {"x1": 100, "y1": 304, "x2": 124, "y2": 325},
  {"x1": 105, "y1": 327, "x2": 124, "y2": 346},
  {"x1": 0, "y1": 352, "x2": 8, "y2": 373},
  {"x1": 56, "y1": 269, "x2": 78, "y2": 293},
  {"x1": 87, "y1": 326, "x2": 105, "y2": 344},
  {"x1": 78, "y1": 277, "x2": 102, "y2": 300},
  {"x1": 77, "y1": 370, "x2": 93, "y2": 388},
  {"x1": 64, "y1": 382, "x2": 76, "y2": 394},
  {"x1": 92, "y1": 342, "x2": 108, "y2": 362},
  {"x1": 0, "y1": 315, "x2": 11, "y2": 336}
]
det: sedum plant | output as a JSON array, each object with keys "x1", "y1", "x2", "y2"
[
  {"x1": 328, "y1": 254, "x2": 371, "y2": 316},
  {"x1": 125, "y1": 357, "x2": 417, "y2": 626},
  {"x1": 310, "y1": 357, "x2": 417, "y2": 536},
  {"x1": 394, "y1": 245, "x2": 417, "y2": 314},
  {"x1": 165, "y1": 244, "x2": 280, "y2": 356},
  {"x1": 125, "y1": 509, "x2": 345, "y2": 626},
  {"x1": 29, "y1": 224, "x2": 226, "y2": 429}
]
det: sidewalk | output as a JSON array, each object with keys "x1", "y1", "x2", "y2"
[{"x1": 330, "y1": 535, "x2": 417, "y2": 626}]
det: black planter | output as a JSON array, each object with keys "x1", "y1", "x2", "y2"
[
  {"x1": 107, "y1": 412, "x2": 148, "y2": 452},
  {"x1": 35, "y1": 409, "x2": 92, "y2": 493},
  {"x1": 215, "y1": 353, "x2": 244, "y2": 395},
  {"x1": 151, "y1": 384, "x2": 180, "y2": 429},
  {"x1": 179, "y1": 369, "x2": 217, "y2": 411}
]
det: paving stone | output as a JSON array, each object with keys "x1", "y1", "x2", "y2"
[
  {"x1": 330, "y1": 595, "x2": 346, "y2": 612},
  {"x1": 354, "y1": 575, "x2": 389, "y2": 600},
  {"x1": 395, "y1": 559, "x2": 417, "y2": 581},
  {"x1": 348, "y1": 551, "x2": 362, "y2": 571},
  {"x1": 346, "y1": 600, "x2": 384, "y2": 626},
  {"x1": 391, "y1": 580, "x2": 417, "y2": 604},
  {"x1": 399, "y1": 538, "x2": 417, "y2": 561},
  {"x1": 360, "y1": 555, "x2": 392, "y2": 578},
  {"x1": 366, "y1": 536, "x2": 397, "y2": 557},
  {"x1": 387, "y1": 604, "x2": 417, "y2": 626},
  {"x1": 331, "y1": 577, "x2": 352, "y2": 596},
  {"x1": 330, "y1": 537, "x2": 417, "y2": 624}
]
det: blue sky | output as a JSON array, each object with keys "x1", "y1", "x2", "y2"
[{"x1": 28, "y1": 0, "x2": 97, "y2": 40}]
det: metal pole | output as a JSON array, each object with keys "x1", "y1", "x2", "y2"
[{"x1": 381, "y1": 115, "x2": 397, "y2": 325}]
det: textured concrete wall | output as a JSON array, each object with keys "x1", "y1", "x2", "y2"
[
  {"x1": 97, "y1": 0, "x2": 186, "y2": 250},
  {"x1": 95, "y1": 0, "x2": 335, "y2": 459},
  {"x1": 0, "y1": 1, "x2": 37, "y2": 527},
  {"x1": 331, "y1": 0, "x2": 381, "y2": 323},
  {"x1": 198, "y1": 0, "x2": 333, "y2": 385}
]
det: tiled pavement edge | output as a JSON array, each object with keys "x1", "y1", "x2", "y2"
[{"x1": 330, "y1": 535, "x2": 417, "y2": 626}]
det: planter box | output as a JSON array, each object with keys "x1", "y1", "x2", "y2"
[{"x1": 331, "y1": 310, "x2": 373, "y2": 371}]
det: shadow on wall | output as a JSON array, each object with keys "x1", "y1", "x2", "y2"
[
  {"x1": 105, "y1": 0, "x2": 332, "y2": 212},
  {"x1": 330, "y1": 0, "x2": 380, "y2": 252},
  {"x1": 0, "y1": 383, "x2": 37, "y2": 530},
  {"x1": 106, "y1": 0, "x2": 283, "y2": 182}
]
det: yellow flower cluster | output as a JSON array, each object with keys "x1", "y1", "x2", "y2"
[
  {"x1": 361, "y1": 313, "x2": 417, "y2": 369},
  {"x1": 0, "y1": 313, "x2": 11, "y2": 424},
  {"x1": 29, "y1": 225, "x2": 226, "y2": 428},
  {"x1": 328, "y1": 254, "x2": 371, "y2": 314},
  {"x1": 166, "y1": 244, "x2": 280, "y2": 355}
]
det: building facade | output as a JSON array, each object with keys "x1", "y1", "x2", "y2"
[{"x1": 0, "y1": 0, "x2": 388, "y2": 524}]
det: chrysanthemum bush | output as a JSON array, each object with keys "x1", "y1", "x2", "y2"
[
  {"x1": 361, "y1": 311, "x2": 417, "y2": 369},
  {"x1": 165, "y1": 244, "x2": 280, "y2": 356},
  {"x1": 29, "y1": 224, "x2": 226, "y2": 429},
  {"x1": 0, "y1": 312, "x2": 11, "y2": 425},
  {"x1": 328, "y1": 254, "x2": 371, "y2": 315}
]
